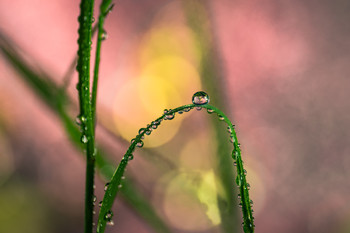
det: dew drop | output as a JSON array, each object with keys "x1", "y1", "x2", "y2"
[
  {"x1": 136, "y1": 141, "x2": 144, "y2": 148},
  {"x1": 121, "y1": 176, "x2": 125, "y2": 180},
  {"x1": 230, "y1": 137, "x2": 235, "y2": 143},
  {"x1": 91, "y1": 17, "x2": 95, "y2": 23},
  {"x1": 183, "y1": 107, "x2": 191, "y2": 112},
  {"x1": 239, "y1": 202, "x2": 243, "y2": 208},
  {"x1": 104, "y1": 182, "x2": 110, "y2": 191},
  {"x1": 237, "y1": 194, "x2": 241, "y2": 199},
  {"x1": 98, "y1": 201, "x2": 102, "y2": 207},
  {"x1": 118, "y1": 184, "x2": 122, "y2": 189},
  {"x1": 178, "y1": 111, "x2": 183, "y2": 114},
  {"x1": 165, "y1": 112, "x2": 175, "y2": 120},
  {"x1": 101, "y1": 30, "x2": 108, "y2": 40},
  {"x1": 128, "y1": 154, "x2": 134, "y2": 161},
  {"x1": 196, "y1": 106, "x2": 202, "y2": 111},
  {"x1": 76, "y1": 116, "x2": 82, "y2": 125},
  {"x1": 81, "y1": 135, "x2": 88, "y2": 144},
  {"x1": 207, "y1": 108, "x2": 214, "y2": 114},
  {"x1": 192, "y1": 91, "x2": 210, "y2": 105},
  {"x1": 218, "y1": 115, "x2": 224, "y2": 121},
  {"x1": 247, "y1": 183, "x2": 251, "y2": 190},
  {"x1": 244, "y1": 169, "x2": 247, "y2": 175},
  {"x1": 92, "y1": 195, "x2": 97, "y2": 203},
  {"x1": 93, "y1": 210, "x2": 96, "y2": 214},
  {"x1": 138, "y1": 128, "x2": 146, "y2": 135},
  {"x1": 233, "y1": 162, "x2": 237, "y2": 166},
  {"x1": 151, "y1": 124, "x2": 158, "y2": 129},
  {"x1": 104, "y1": 210, "x2": 113, "y2": 220},
  {"x1": 227, "y1": 126, "x2": 232, "y2": 133},
  {"x1": 145, "y1": 130, "x2": 151, "y2": 135}
]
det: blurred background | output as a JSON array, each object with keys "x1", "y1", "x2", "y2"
[{"x1": 0, "y1": 0, "x2": 350, "y2": 232}]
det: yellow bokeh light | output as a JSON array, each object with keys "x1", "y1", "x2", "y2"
[
  {"x1": 160, "y1": 170, "x2": 221, "y2": 231},
  {"x1": 113, "y1": 79, "x2": 182, "y2": 148}
]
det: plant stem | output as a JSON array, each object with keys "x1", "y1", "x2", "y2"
[
  {"x1": 91, "y1": 0, "x2": 113, "y2": 125},
  {"x1": 77, "y1": 0, "x2": 95, "y2": 233}
]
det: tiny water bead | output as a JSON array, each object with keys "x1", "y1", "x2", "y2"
[
  {"x1": 104, "y1": 210, "x2": 113, "y2": 221},
  {"x1": 192, "y1": 91, "x2": 210, "y2": 105},
  {"x1": 207, "y1": 108, "x2": 214, "y2": 114},
  {"x1": 104, "y1": 182, "x2": 110, "y2": 191},
  {"x1": 196, "y1": 106, "x2": 202, "y2": 111},
  {"x1": 81, "y1": 135, "x2": 88, "y2": 144}
]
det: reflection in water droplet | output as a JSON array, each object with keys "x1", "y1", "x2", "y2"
[
  {"x1": 218, "y1": 115, "x2": 224, "y2": 121},
  {"x1": 178, "y1": 111, "x2": 183, "y2": 114},
  {"x1": 107, "y1": 219, "x2": 114, "y2": 226},
  {"x1": 118, "y1": 184, "x2": 122, "y2": 189},
  {"x1": 196, "y1": 106, "x2": 202, "y2": 111},
  {"x1": 128, "y1": 154, "x2": 134, "y2": 161},
  {"x1": 99, "y1": 201, "x2": 102, "y2": 207},
  {"x1": 192, "y1": 91, "x2": 210, "y2": 105}
]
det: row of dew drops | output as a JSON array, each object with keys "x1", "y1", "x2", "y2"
[{"x1": 76, "y1": 91, "x2": 254, "y2": 229}]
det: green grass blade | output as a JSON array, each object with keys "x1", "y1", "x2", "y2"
[
  {"x1": 97, "y1": 102, "x2": 254, "y2": 233},
  {"x1": 76, "y1": 1, "x2": 96, "y2": 232}
]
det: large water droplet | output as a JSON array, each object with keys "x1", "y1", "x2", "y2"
[
  {"x1": 196, "y1": 106, "x2": 202, "y2": 111},
  {"x1": 192, "y1": 91, "x2": 209, "y2": 105},
  {"x1": 138, "y1": 128, "x2": 146, "y2": 135}
]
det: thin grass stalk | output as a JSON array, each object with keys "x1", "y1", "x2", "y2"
[
  {"x1": 91, "y1": 0, "x2": 113, "y2": 125},
  {"x1": 77, "y1": 0, "x2": 96, "y2": 233}
]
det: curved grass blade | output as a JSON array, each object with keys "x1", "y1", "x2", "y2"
[{"x1": 97, "y1": 100, "x2": 255, "y2": 233}]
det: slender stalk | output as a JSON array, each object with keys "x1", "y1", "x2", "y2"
[
  {"x1": 91, "y1": 0, "x2": 113, "y2": 124},
  {"x1": 77, "y1": 1, "x2": 95, "y2": 233}
]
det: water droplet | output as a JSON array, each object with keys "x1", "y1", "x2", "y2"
[
  {"x1": 76, "y1": 116, "x2": 82, "y2": 125},
  {"x1": 121, "y1": 176, "x2": 125, "y2": 180},
  {"x1": 233, "y1": 162, "x2": 237, "y2": 166},
  {"x1": 250, "y1": 200, "x2": 254, "y2": 205},
  {"x1": 218, "y1": 115, "x2": 224, "y2": 121},
  {"x1": 183, "y1": 107, "x2": 191, "y2": 112},
  {"x1": 207, "y1": 108, "x2": 214, "y2": 114},
  {"x1": 239, "y1": 202, "x2": 243, "y2": 208},
  {"x1": 247, "y1": 183, "x2": 251, "y2": 190},
  {"x1": 163, "y1": 109, "x2": 168, "y2": 114},
  {"x1": 128, "y1": 154, "x2": 134, "y2": 161},
  {"x1": 244, "y1": 169, "x2": 247, "y2": 175},
  {"x1": 91, "y1": 17, "x2": 95, "y2": 23},
  {"x1": 101, "y1": 30, "x2": 108, "y2": 40},
  {"x1": 227, "y1": 126, "x2": 232, "y2": 133},
  {"x1": 166, "y1": 114, "x2": 174, "y2": 120},
  {"x1": 93, "y1": 210, "x2": 96, "y2": 214},
  {"x1": 136, "y1": 141, "x2": 144, "y2": 148},
  {"x1": 178, "y1": 111, "x2": 183, "y2": 114},
  {"x1": 106, "y1": 3, "x2": 115, "y2": 14},
  {"x1": 196, "y1": 106, "x2": 202, "y2": 111},
  {"x1": 104, "y1": 210, "x2": 113, "y2": 220},
  {"x1": 118, "y1": 184, "x2": 122, "y2": 189},
  {"x1": 192, "y1": 91, "x2": 210, "y2": 105},
  {"x1": 104, "y1": 182, "x2": 110, "y2": 191},
  {"x1": 81, "y1": 135, "x2": 88, "y2": 144},
  {"x1": 237, "y1": 194, "x2": 241, "y2": 199},
  {"x1": 230, "y1": 137, "x2": 235, "y2": 143},
  {"x1": 151, "y1": 124, "x2": 158, "y2": 129},
  {"x1": 138, "y1": 128, "x2": 146, "y2": 135},
  {"x1": 145, "y1": 130, "x2": 151, "y2": 135},
  {"x1": 93, "y1": 195, "x2": 97, "y2": 203},
  {"x1": 92, "y1": 222, "x2": 95, "y2": 226},
  {"x1": 98, "y1": 201, "x2": 102, "y2": 207}
]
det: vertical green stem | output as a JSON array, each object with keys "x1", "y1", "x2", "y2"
[
  {"x1": 91, "y1": 0, "x2": 113, "y2": 126},
  {"x1": 77, "y1": 1, "x2": 95, "y2": 233}
]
